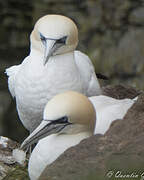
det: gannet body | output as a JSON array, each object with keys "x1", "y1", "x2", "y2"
[
  {"x1": 21, "y1": 91, "x2": 96, "y2": 180},
  {"x1": 89, "y1": 95, "x2": 135, "y2": 134},
  {"x1": 21, "y1": 91, "x2": 136, "y2": 179},
  {"x1": 6, "y1": 15, "x2": 101, "y2": 132}
]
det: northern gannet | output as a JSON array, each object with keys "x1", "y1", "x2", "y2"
[
  {"x1": 21, "y1": 91, "x2": 96, "y2": 180},
  {"x1": 6, "y1": 15, "x2": 101, "y2": 132},
  {"x1": 20, "y1": 91, "x2": 136, "y2": 179}
]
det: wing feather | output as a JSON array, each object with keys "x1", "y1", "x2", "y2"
[
  {"x1": 5, "y1": 65, "x2": 21, "y2": 98},
  {"x1": 74, "y1": 50, "x2": 101, "y2": 96}
]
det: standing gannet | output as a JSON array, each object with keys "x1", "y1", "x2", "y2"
[
  {"x1": 6, "y1": 15, "x2": 101, "y2": 132},
  {"x1": 21, "y1": 91, "x2": 96, "y2": 180}
]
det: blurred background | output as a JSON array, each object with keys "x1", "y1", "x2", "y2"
[{"x1": 0, "y1": 0, "x2": 144, "y2": 142}]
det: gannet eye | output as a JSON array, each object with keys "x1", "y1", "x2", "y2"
[
  {"x1": 54, "y1": 116, "x2": 69, "y2": 124},
  {"x1": 56, "y1": 36, "x2": 67, "y2": 44},
  {"x1": 44, "y1": 116, "x2": 69, "y2": 124},
  {"x1": 40, "y1": 33, "x2": 46, "y2": 41}
]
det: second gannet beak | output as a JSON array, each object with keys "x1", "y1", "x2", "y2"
[
  {"x1": 21, "y1": 116, "x2": 71, "y2": 150},
  {"x1": 43, "y1": 39, "x2": 56, "y2": 65}
]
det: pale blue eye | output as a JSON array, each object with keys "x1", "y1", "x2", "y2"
[{"x1": 40, "y1": 33, "x2": 46, "y2": 41}]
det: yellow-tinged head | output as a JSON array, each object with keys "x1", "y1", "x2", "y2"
[
  {"x1": 21, "y1": 91, "x2": 96, "y2": 150},
  {"x1": 30, "y1": 15, "x2": 78, "y2": 65},
  {"x1": 44, "y1": 91, "x2": 96, "y2": 131}
]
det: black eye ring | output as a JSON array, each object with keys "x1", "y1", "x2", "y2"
[
  {"x1": 44, "y1": 116, "x2": 69, "y2": 124},
  {"x1": 54, "y1": 116, "x2": 69, "y2": 124},
  {"x1": 56, "y1": 36, "x2": 67, "y2": 44}
]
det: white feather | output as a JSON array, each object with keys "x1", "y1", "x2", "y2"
[
  {"x1": 12, "y1": 148, "x2": 26, "y2": 165},
  {"x1": 89, "y1": 95, "x2": 135, "y2": 134},
  {"x1": 75, "y1": 51, "x2": 101, "y2": 96},
  {"x1": 29, "y1": 133, "x2": 89, "y2": 180},
  {"x1": 5, "y1": 65, "x2": 21, "y2": 98}
]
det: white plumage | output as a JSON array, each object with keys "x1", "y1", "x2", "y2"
[
  {"x1": 6, "y1": 15, "x2": 101, "y2": 132},
  {"x1": 29, "y1": 132, "x2": 90, "y2": 180},
  {"x1": 12, "y1": 149, "x2": 26, "y2": 165},
  {"x1": 21, "y1": 91, "x2": 95, "y2": 180},
  {"x1": 21, "y1": 91, "x2": 136, "y2": 180},
  {"x1": 89, "y1": 95, "x2": 135, "y2": 134}
]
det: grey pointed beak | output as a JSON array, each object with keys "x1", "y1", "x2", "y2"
[
  {"x1": 20, "y1": 119, "x2": 71, "y2": 150},
  {"x1": 43, "y1": 40, "x2": 56, "y2": 65}
]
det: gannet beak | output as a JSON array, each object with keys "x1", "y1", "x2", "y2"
[
  {"x1": 43, "y1": 39, "x2": 56, "y2": 65},
  {"x1": 21, "y1": 117, "x2": 71, "y2": 150}
]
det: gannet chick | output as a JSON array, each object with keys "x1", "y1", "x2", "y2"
[
  {"x1": 6, "y1": 14, "x2": 101, "y2": 132},
  {"x1": 89, "y1": 95, "x2": 136, "y2": 134},
  {"x1": 21, "y1": 91, "x2": 96, "y2": 180}
]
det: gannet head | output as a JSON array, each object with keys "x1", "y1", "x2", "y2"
[
  {"x1": 21, "y1": 91, "x2": 96, "y2": 150},
  {"x1": 30, "y1": 14, "x2": 78, "y2": 65}
]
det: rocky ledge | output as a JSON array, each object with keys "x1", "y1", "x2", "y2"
[
  {"x1": 0, "y1": 85, "x2": 143, "y2": 180},
  {"x1": 0, "y1": 137, "x2": 29, "y2": 180}
]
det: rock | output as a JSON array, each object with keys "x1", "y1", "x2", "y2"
[
  {"x1": 2, "y1": 167, "x2": 29, "y2": 180},
  {"x1": 0, "y1": 92, "x2": 11, "y2": 135},
  {"x1": 0, "y1": 1, "x2": 32, "y2": 49},
  {"x1": 39, "y1": 92, "x2": 144, "y2": 180},
  {"x1": 102, "y1": 84, "x2": 142, "y2": 99},
  {"x1": 2, "y1": 99, "x2": 29, "y2": 142},
  {"x1": 94, "y1": 27, "x2": 144, "y2": 90},
  {"x1": 129, "y1": 7, "x2": 144, "y2": 25},
  {"x1": 0, "y1": 136, "x2": 29, "y2": 180}
]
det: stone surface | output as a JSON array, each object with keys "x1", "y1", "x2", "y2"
[
  {"x1": 0, "y1": 92, "x2": 11, "y2": 135},
  {"x1": 102, "y1": 84, "x2": 141, "y2": 99},
  {"x1": 39, "y1": 93, "x2": 144, "y2": 180},
  {"x1": 0, "y1": 136, "x2": 29, "y2": 180}
]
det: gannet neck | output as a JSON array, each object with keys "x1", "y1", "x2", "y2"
[
  {"x1": 48, "y1": 51, "x2": 75, "y2": 64},
  {"x1": 30, "y1": 48, "x2": 43, "y2": 58},
  {"x1": 30, "y1": 50, "x2": 76, "y2": 69},
  {"x1": 28, "y1": 131, "x2": 91, "y2": 180}
]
